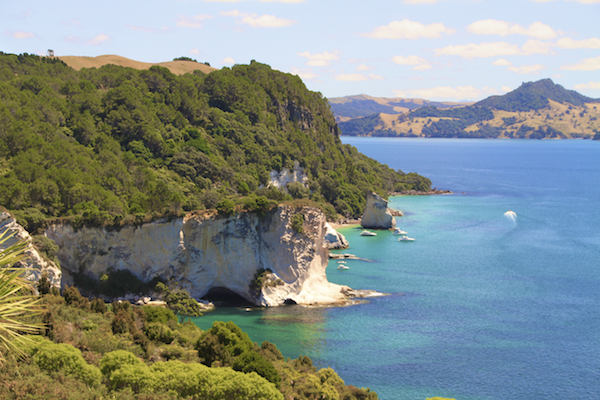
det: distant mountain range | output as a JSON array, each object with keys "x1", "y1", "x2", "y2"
[{"x1": 332, "y1": 79, "x2": 600, "y2": 139}]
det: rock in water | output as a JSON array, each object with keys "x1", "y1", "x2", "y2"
[
  {"x1": 361, "y1": 192, "x2": 396, "y2": 230},
  {"x1": 323, "y1": 223, "x2": 349, "y2": 250}
]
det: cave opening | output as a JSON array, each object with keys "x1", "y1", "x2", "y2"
[{"x1": 202, "y1": 287, "x2": 255, "y2": 307}]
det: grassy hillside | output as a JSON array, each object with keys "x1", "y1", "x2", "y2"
[
  {"x1": 338, "y1": 80, "x2": 600, "y2": 139},
  {"x1": 0, "y1": 52, "x2": 431, "y2": 232},
  {"x1": 329, "y1": 94, "x2": 469, "y2": 122}
]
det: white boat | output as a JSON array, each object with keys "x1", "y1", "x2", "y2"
[
  {"x1": 360, "y1": 230, "x2": 377, "y2": 236},
  {"x1": 337, "y1": 260, "x2": 347, "y2": 264},
  {"x1": 392, "y1": 228, "x2": 408, "y2": 235},
  {"x1": 337, "y1": 265, "x2": 350, "y2": 270},
  {"x1": 398, "y1": 235, "x2": 415, "y2": 242}
]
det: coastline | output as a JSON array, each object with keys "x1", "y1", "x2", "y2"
[{"x1": 389, "y1": 189, "x2": 452, "y2": 196}]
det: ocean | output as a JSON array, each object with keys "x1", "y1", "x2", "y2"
[{"x1": 192, "y1": 137, "x2": 600, "y2": 400}]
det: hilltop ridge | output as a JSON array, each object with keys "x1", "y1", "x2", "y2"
[
  {"x1": 59, "y1": 54, "x2": 217, "y2": 75},
  {"x1": 336, "y1": 79, "x2": 600, "y2": 139}
]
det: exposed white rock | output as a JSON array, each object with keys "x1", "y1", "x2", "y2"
[
  {"x1": 0, "y1": 212, "x2": 61, "y2": 288},
  {"x1": 268, "y1": 160, "x2": 308, "y2": 193},
  {"x1": 323, "y1": 223, "x2": 349, "y2": 250},
  {"x1": 45, "y1": 206, "x2": 350, "y2": 307},
  {"x1": 361, "y1": 192, "x2": 396, "y2": 230}
]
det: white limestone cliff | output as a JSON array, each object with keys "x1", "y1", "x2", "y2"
[
  {"x1": 0, "y1": 212, "x2": 62, "y2": 288},
  {"x1": 268, "y1": 161, "x2": 309, "y2": 193},
  {"x1": 323, "y1": 223, "x2": 349, "y2": 250},
  {"x1": 360, "y1": 192, "x2": 396, "y2": 230},
  {"x1": 45, "y1": 206, "x2": 350, "y2": 307}
]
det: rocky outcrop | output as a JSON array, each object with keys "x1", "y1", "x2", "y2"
[
  {"x1": 0, "y1": 212, "x2": 61, "y2": 288},
  {"x1": 360, "y1": 192, "x2": 396, "y2": 230},
  {"x1": 45, "y1": 206, "x2": 350, "y2": 307},
  {"x1": 323, "y1": 223, "x2": 349, "y2": 250},
  {"x1": 268, "y1": 161, "x2": 309, "y2": 193}
]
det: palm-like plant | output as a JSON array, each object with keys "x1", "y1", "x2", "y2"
[{"x1": 0, "y1": 229, "x2": 43, "y2": 363}]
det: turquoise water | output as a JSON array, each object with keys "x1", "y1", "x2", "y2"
[{"x1": 193, "y1": 138, "x2": 600, "y2": 400}]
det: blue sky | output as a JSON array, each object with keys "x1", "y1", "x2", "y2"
[{"x1": 3, "y1": 0, "x2": 599, "y2": 101}]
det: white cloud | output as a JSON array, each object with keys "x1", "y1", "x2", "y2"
[
  {"x1": 335, "y1": 73, "x2": 384, "y2": 82},
  {"x1": 298, "y1": 50, "x2": 340, "y2": 67},
  {"x1": 177, "y1": 15, "x2": 212, "y2": 29},
  {"x1": 289, "y1": 67, "x2": 318, "y2": 81},
  {"x1": 392, "y1": 55, "x2": 432, "y2": 70},
  {"x1": 573, "y1": 81, "x2": 600, "y2": 90},
  {"x1": 561, "y1": 56, "x2": 600, "y2": 71},
  {"x1": 5, "y1": 30, "x2": 34, "y2": 39},
  {"x1": 501, "y1": 85, "x2": 512, "y2": 92},
  {"x1": 393, "y1": 85, "x2": 494, "y2": 100},
  {"x1": 468, "y1": 19, "x2": 557, "y2": 40},
  {"x1": 522, "y1": 39, "x2": 554, "y2": 55},
  {"x1": 435, "y1": 40, "x2": 554, "y2": 59},
  {"x1": 241, "y1": 14, "x2": 296, "y2": 27},
  {"x1": 190, "y1": 49, "x2": 200, "y2": 55},
  {"x1": 435, "y1": 42, "x2": 521, "y2": 59},
  {"x1": 222, "y1": 10, "x2": 295, "y2": 27},
  {"x1": 356, "y1": 64, "x2": 371, "y2": 71},
  {"x1": 221, "y1": 57, "x2": 235, "y2": 65},
  {"x1": 87, "y1": 34, "x2": 110, "y2": 45},
  {"x1": 508, "y1": 64, "x2": 545, "y2": 74},
  {"x1": 363, "y1": 19, "x2": 455, "y2": 39},
  {"x1": 493, "y1": 58, "x2": 512, "y2": 66},
  {"x1": 557, "y1": 37, "x2": 600, "y2": 49}
]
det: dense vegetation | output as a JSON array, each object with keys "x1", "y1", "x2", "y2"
[
  {"x1": 0, "y1": 284, "x2": 378, "y2": 400},
  {"x1": 0, "y1": 52, "x2": 430, "y2": 232}
]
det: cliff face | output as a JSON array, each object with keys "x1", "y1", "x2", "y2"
[
  {"x1": 361, "y1": 192, "x2": 396, "y2": 229},
  {"x1": 45, "y1": 206, "x2": 349, "y2": 306},
  {"x1": 0, "y1": 212, "x2": 61, "y2": 288}
]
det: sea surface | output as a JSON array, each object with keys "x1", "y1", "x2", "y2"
[{"x1": 192, "y1": 138, "x2": 600, "y2": 400}]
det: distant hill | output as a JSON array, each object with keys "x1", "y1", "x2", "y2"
[
  {"x1": 337, "y1": 79, "x2": 600, "y2": 139},
  {"x1": 329, "y1": 94, "x2": 469, "y2": 122},
  {"x1": 59, "y1": 54, "x2": 217, "y2": 75}
]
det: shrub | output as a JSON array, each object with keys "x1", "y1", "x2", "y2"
[
  {"x1": 144, "y1": 322, "x2": 175, "y2": 344},
  {"x1": 63, "y1": 286, "x2": 90, "y2": 310},
  {"x1": 216, "y1": 199, "x2": 235, "y2": 216},
  {"x1": 143, "y1": 306, "x2": 177, "y2": 325},
  {"x1": 99, "y1": 350, "x2": 143, "y2": 378},
  {"x1": 232, "y1": 350, "x2": 281, "y2": 389},
  {"x1": 31, "y1": 340, "x2": 102, "y2": 387},
  {"x1": 291, "y1": 212, "x2": 305, "y2": 233},
  {"x1": 90, "y1": 298, "x2": 107, "y2": 313},
  {"x1": 112, "y1": 311, "x2": 137, "y2": 335}
]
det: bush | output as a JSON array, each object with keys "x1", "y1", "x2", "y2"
[
  {"x1": 143, "y1": 306, "x2": 177, "y2": 325},
  {"x1": 291, "y1": 213, "x2": 305, "y2": 233},
  {"x1": 232, "y1": 350, "x2": 281, "y2": 389},
  {"x1": 216, "y1": 199, "x2": 235, "y2": 216},
  {"x1": 31, "y1": 340, "x2": 102, "y2": 387},
  {"x1": 144, "y1": 322, "x2": 175, "y2": 344},
  {"x1": 100, "y1": 350, "x2": 143, "y2": 378},
  {"x1": 112, "y1": 311, "x2": 137, "y2": 335},
  {"x1": 63, "y1": 286, "x2": 90, "y2": 310},
  {"x1": 90, "y1": 298, "x2": 107, "y2": 313}
]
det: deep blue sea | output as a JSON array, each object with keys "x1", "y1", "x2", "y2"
[{"x1": 192, "y1": 138, "x2": 600, "y2": 400}]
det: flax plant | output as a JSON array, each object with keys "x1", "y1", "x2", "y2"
[{"x1": 0, "y1": 229, "x2": 43, "y2": 363}]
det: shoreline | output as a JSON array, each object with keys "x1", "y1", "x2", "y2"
[{"x1": 389, "y1": 189, "x2": 453, "y2": 196}]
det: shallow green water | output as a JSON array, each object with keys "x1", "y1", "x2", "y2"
[{"x1": 193, "y1": 138, "x2": 600, "y2": 400}]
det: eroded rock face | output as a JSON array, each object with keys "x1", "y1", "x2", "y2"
[
  {"x1": 268, "y1": 161, "x2": 308, "y2": 193},
  {"x1": 45, "y1": 206, "x2": 349, "y2": 307},
  {"x1": 323, "y1": 223, "x2": 349, "y2": 250},
  {"x1": 361, "y1": 192, "x2": 396, "y2": 230},
  {"x1": 0, "y1": 212, "x2": 61, "y2": 288}
]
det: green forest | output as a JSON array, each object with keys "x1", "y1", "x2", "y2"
[{"x1": 0, "y1": 52, "x2": 431, "y2": 232}]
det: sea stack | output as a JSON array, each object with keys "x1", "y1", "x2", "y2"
[{"x1": 361, "y1": 192, "x2": 396, "y2": 230}]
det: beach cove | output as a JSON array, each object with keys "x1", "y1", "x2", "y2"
[{"x1": 193, "y1": 138, "x2": 600, "y2": 400}]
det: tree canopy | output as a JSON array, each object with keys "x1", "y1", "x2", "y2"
[{"x1": 0, "y1": 52, "x2": 430, "y2": 229}]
